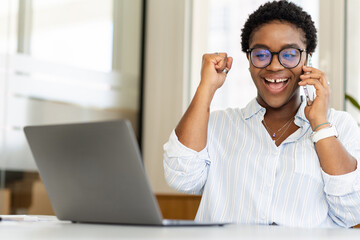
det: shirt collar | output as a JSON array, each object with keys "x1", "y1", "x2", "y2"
[
  {"x1": 244, "y1": 98, "x2": 265, "y2": 120},
  {"x1": 294, "y1": 97, "x2": 310, "y2": 126},
  {"x1": 244, "y1": 97, "x2": 310, "y2": 125}
]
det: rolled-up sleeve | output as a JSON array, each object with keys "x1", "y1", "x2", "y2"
[
  {"x1": 163, "y1": 130, "x2": 211, "y2": 195},
  {"x1": 322, "y1": 166, "x2": 360, "y2": 227},
  {"x1": 322, "y1": 112, "x2": 360, "y2": 227}
]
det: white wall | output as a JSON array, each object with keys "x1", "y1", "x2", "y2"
[
  {"x1": 142, "y1": 0, "x2": 191, "y2": 193},
  {"x1": 318, "y1": 0, "x2": 345, "y2": 110}
]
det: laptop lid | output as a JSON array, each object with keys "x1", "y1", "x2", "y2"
[{"x1": 24, "y1": 119, "x2": 164, "y2": 225}]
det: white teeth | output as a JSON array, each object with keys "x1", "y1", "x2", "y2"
[{"x1": 265, "y1": 78, "x2": 288, "y2": 83}]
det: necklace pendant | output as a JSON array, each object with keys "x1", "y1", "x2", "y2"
[{"x1": 272, "y1": 133, "x2": 276, "y2": 138}]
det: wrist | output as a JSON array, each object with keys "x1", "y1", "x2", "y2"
[
  {"x1": 310, "y1": 119, "x2": 330, "y2": 131},
  {"x1": 312, "y1": 121, "x2": 331, "y2": 132},
  {"x1": 197, "y1": 83, "x2": 217, "y2": 99},
  {"x1": 311, "y1": 124, "x2": 338, "y2": 143},
  {"x1": 193, "y1": 84, "x2": 217, "y2": 108}
]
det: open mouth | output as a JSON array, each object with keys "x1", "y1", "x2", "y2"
[{"x1": 264, "y1": 78, "x2": 289, "y2": 91}]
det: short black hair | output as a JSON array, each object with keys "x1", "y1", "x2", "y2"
[{"x1": 241, "y1": 0, "x2": 317, "y2": 53}]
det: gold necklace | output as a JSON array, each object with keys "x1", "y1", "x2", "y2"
[{"x1": 263, "y1": 116, "x2": 294, "y2": 140}]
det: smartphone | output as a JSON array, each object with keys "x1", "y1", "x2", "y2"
[{"x1": 302, "y1": 54, "x2": 316, "y2": 105}]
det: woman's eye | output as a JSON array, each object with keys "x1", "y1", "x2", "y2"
[
  {"x1": 256, "y1": 54, "x2": 267, "y2": 58},
  {"x1": 254, "y1": 51, "x2": 269, "y2": 60},
  {"x1": 283, "y1": 53, "x2": 296, "y2": 58},
  {"x1": 281, "y1": 49, "x2": 299, "y2": 59}
]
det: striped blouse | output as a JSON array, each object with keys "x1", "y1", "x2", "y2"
[{"x1": 163, "y1": 98, "x2": 360, "y2": 228}]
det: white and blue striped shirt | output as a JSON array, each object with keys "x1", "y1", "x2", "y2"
[{"x1": 163, "y1": 98, "x2": 360, "y2": 228}]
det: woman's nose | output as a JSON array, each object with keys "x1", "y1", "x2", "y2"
[{"x1": 265, "y1": 54, "x2": 284, "y2": 71}]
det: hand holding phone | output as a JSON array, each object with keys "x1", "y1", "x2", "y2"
[{"x1": 302, "y1": 54, "x2": 316, "y2": 105}]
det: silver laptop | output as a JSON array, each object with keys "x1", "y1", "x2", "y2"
[{"x1": 24, "y1": 119, "x2": 225, "y2": 226}]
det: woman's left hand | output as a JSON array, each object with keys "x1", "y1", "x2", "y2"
[{"x1": 298, "y1": 66, "x2": 330, "y2": 129}]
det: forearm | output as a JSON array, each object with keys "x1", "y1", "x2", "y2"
[
  {"x1": 298, "y1": 65, "x2": 357, "y2": 174},
  {"x1": 315, "y1": 136, "x2": 357, "y2": 175},
  {"x1": 175, "y1": 52, "x2": 232, "y2": 152},
  {"x1": 175, "y1": 85, "x2": 215, "y2": 151},
  {"x1": 320, "y1": 148, "x2": 360, "y2": 227},
  {"x1": 313, "y1": 123, "x2": 360, "y2": 227}
]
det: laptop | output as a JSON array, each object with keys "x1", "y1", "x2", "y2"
[{"x1": 24, "y1": 119, "x2": 225, "y2": 226}]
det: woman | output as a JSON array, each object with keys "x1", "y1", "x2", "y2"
[{"x1": 163, "y1": 1, "x2": 360, "y2": 227}]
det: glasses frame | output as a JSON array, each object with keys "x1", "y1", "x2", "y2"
[{"x1": 246, "y1": 47, "x2": 307, "y2": 69}]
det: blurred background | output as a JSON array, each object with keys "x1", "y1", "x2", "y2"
[
  {"x1": 0, "y1": 0, "x2": 359, "y2": 221},
  {"x1": 0, "y1": 0, "x2": 142, "y2": 215}
]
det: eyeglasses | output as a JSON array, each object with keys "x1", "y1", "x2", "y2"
[{"x1": 246, "y1": 47, "x2": 306, "y2": 69}]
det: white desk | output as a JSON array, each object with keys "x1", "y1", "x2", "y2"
[{"x1": 0, "y1": 217, "x2": 359, "y2": 240}]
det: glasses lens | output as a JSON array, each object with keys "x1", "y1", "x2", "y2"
[
  {"x1": 250, "y1": 48, "x2": 271, "y2": 68},
  {"x1": 279, "y1": 48, "x2": 301, "y2": 68}
]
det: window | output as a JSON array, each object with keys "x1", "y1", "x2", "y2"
[
  {"x1": 31, "y1": 0, "x2": 113, "y2": 72},
  {"x1": 0, "y1": 0, "x2": 143, "y2": 215}
]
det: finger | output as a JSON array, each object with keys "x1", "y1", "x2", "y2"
[
  {"x1": 300, "y1": 73, "x2": 322, "y2": 80},
  {"x1": 301, "y1": 66, "x2": 329, "y2": 84},
  {"x1": 317, "y1": 73, "x2": 329, "y2": 88},
  {"x1": 202, "y1": 53, "x2": 225, "y2": 72},
  {"x1": 298, "y1": 79, "x2": 326, "y2": 94},
  {"x1": 214, "y1": 52, "x2": 227, "y2": 60},
  {"x1": 298, "y1": 78, "x2": 321, "y2": 86},
  {"x1": 214, "y1": 53, "x2": 228, "y2": 70},
  {"x1": 221, "y1": 57, "x2": 234, "y2": 75},
  {"x1": 300, "y1": 73, "x2": 329, "y2": 89},
  {"x1": 217, "y1": 52, "x2": 227, "y2": 58},
  {"x1": 302, "y1": 65, "x2": 314, "y2": 73},
  {"x1": 299, "y1": 80, "x2": 329, "y2": 108},
  {"x1": 226, "y1": 57, "x2": 233, "y2": 70}
]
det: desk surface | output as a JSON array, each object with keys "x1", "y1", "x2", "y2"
[{"x1": 0, "y1": 216, "x2": 359, "y2": 240}]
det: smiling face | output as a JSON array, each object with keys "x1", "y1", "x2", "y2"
[{"x1": 248, "y1": 20, "x2": 307, "y2": 109}]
